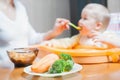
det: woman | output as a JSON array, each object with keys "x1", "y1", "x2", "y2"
[{"x1": 0, "y1": 0, "x2": 69, "y2": 69}]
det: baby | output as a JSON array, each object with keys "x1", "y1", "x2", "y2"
[{"x1": 41, "y1": 3, "x2": 120, "y2": 49}]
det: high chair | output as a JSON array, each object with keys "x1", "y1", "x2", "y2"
[{"x1": 34, "y1": 13, "x2": 120, "y2": 64}]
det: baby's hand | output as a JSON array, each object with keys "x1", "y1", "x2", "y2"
[
  {"x1": 92, "y1": 34, "x2": 112, "y2": 48},
  {"x1": 52, "y1": 18, "x2": 70, "y2": 36}
]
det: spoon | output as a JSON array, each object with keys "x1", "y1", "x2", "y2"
[{"x1": 68, "y1": 22, "x2": 82, "y2": 30}]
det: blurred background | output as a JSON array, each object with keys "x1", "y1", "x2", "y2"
[{"x1": 20, "y1": 0, "x2": 120, "y2": 37}]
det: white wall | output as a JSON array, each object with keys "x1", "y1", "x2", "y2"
[
  {"x1": 107, "y1": 0, "x2": 120, "y2": 13},
  {"x1": 20, "y1": 0, "x2": 70, "y2": 38}
]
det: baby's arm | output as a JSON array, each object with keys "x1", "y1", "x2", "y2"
[
  {"x1": 41, "y1": 35, "x2": 79, "y2": 49},
  {"x1": 93, "y1": 31, "x2": 120, "y2": 48}
]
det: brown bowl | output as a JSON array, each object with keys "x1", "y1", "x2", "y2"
[{"x1": 7, "y1": 48, "x2": 39, "y2": 67}]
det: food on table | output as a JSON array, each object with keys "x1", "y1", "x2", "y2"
[
  {"x1": 48, "y1": 53, "x2": 74, "y2": 73},
  {"x1": 59, "y1": 53, "x2": 73, "y2": 61},
  {"x1": 7, "y1": 48, "x2": 39, "y2": 66},
  {"x1": 48, "y1": 59, "x2": 66, "y2": 73},
  {"x1": 31, "y1": 53, "x2": 59, "y2": 73},
  {"x1": 31, "y1": 53, "x2": 74, "y2": 74},
  {"x1": 64, "y1": 60, "x2": 74, "y2": 71}
]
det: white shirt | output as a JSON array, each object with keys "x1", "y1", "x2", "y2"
[{"x1": 0, "y1": 0, "x2": 45, "y2": 61}]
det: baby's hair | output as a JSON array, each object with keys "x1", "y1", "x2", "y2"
[{"x1": 83, "y1": 3, "x2": 110, "y2": 32}]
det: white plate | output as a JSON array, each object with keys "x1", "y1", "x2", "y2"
[{"x1": 24, "y1": 63, "x2": 82, "y2": 77}]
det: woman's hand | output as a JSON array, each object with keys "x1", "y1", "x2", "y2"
[
  {"x1": 42, "y1": 18, "x2": 70, "y2": 41},
  {"x1": 52, "y1": 18, "x2": 70, "y2": 36}
]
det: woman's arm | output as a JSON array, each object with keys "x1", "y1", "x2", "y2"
[
  {"x1": 28, "y1": 18, "x2": 70, "y2": 45},
  {"x1": 42, "y1": 18, "x2": 70, "y2": 40}
]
